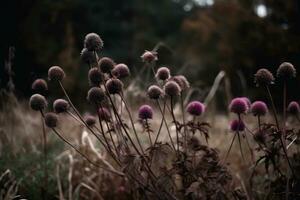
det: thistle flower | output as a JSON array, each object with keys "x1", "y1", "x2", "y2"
[
  {"x1": 48, "y1": 66, "x2": 65, "y2": 81},
  {"x1": 254, "y1": 68, "x2": 274, "y2": 86},
  {"x1": 230, "y1": 119, "x2": 245, "y2": 132},
  {"x1": 80, "y1": 48, "x2": 97, "y2": 65},
  {"x1": 141, "y1": 50, "x2": 158, "y2": 63},
  {"x1": 287, "y1": 101, "x2": 300, "y2": 115},
  {"x1": 186, "y1": 101, "x2": 205, "y2": 116},
  {"x1": 147, "y1": 85, "x2": 164, "y2": 99},
  {"x1": 53, "y1": 99, "x2": 69, "y2": 113},
  {"x1": 138, "y1": 105, "x2": 153, "y2": 120},
  {"x1": 240, "y1": 97, "x2": 251, "y2": 110},
  {"x1": 31, "y1": 79, "x2": 48, "y2": 93},
  {"x1": 277, "y1": 62, "x2": 296, "y2": 79},
  {"x1": 29, "y1": 94, "x2": 47, "y2": 111},
  {"x1": 85, "y1": 115, "x2": 96, "y2": 126},
  {"x1": 88, "y1": 67, "x2": 103, "y2": 86},
  {"x1": 164, "y1": 80, "x2": 181, "y2": 97},
  {"x1": 156, "y1": 67, "x2": 170, "y2": 81},
  {"x1": 87, "y1": 87, "x2": 106, "y2": 104},
  {"x1": 44, "y1": 112, "x2": 58, "y2": 128},
  {"x1": 84, "y1": 33, "x2": 103, "y2": 51},
  {"x1": 172, "y1": 75, "x2": 190, "y2": 91},
  {"x1": 229, "y1": 98, "x2": 248, "y2": 114},
  {"x1": 106, "y1": 78, "x2": 123, "y2": 94},
  {"x1": 98, "y1": 57, "x2": 115, "y2": 73},
  {"x1": 98, "y1": 107, "x2": 111, "y2": 121},
  {"x1": 251, "y1": 101, "x2": 268, "y2": 116},
  {"x1": 112, "y1": 63, "x2": 130, "y2": 79}
]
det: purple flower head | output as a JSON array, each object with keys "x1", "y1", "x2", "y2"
[
  {"x1": 141, "y1": 50, "x2": 158, "y2": 63},
  {"x1": 45, "y1": 112, "x2": 58, "y2": 128},
  {"x1": 53, "y1": 99, "x2": 69, "y2": 113},
  {"x1": 164, "y1": 80, "x2": 181, "y2": 96},
  {"x1": 80, "y1": 48, "x2": 97, "y2": 65},
  {"x1": 29, "y1": 94, "x2": 47, "y2": 111},
  {"x1": 229, "y1": 98, "x2": 248, "y2": 114},
  {"x1": 287, "y1": 101, "x2": 300, "y2": 115},
  {"x1": 48, "y1": 66, "x2": 65, "y2": 81},
  {"x1": 85, "y1": 115, "x2": 96, "y2": 126},
  {"x1": 251, "y1": 101, "x2": 268, "y2": 116},
  {"x1": 98, "y1": 107, "x2": 111, "y2": 122},
  {"x1": 112, "y1": 63, "x2": 130, "y2": 79},
  {"x1": 106, "y1": 78, "x2": 123, "y2": 94},
  {"x1": 138, "y1": 105, "x2": 153, "y2": 120},
  {"x1": 230, "y1": 119, "x2": 245, "y2": 132},
  {"x1": 88, "y1": 67, "x2": 103, "y2": 86},
  {"x1": 84, "y1": 33, "x2": 103, "y2": 51},
  {"x1": 240, "y1": 97, "x2": 251, "y2": 110},
  {"x1": 254, "y1": 68, "x2": 274, "y2": 86},
  {"x1": 172, "y1": 75, "x2": 190, "y2": 91},
  {"x1": 87, "y1": 87, "x2": 106, "y2": 104},
  {"x1": 156, "y1": 67, "x2": 170, "y2": 81},
  {"x1": 32, "y1": 79, "x2": 48, "y2": 94},
  {"x1": 147, "y1": 85, "x2": 164, "y2": 100},
  {"x1": 277, "y1": 62, "x2": 296, "y2": 80},
  {"x1": 186, "y1": 101, "x2": 205, "y2": 116},
  {"x1": 98, "y1": 57, "x2": 115, "y2": 73}
]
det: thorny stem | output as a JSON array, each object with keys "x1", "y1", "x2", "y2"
[{"x1": 39, "y1": 110, "x2": 48, "y2": 200}]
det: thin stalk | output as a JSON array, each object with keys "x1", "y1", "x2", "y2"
[
  {"x1": 40, "y1": 110, "x2": 48, "y2": 200},
  {"x1": 170, "y1": 96, "x2": 180, "y2": 152},
  {"x1": 180, "y1": 94, "x2": 187, "y2": 153},
  {"x1": 223, "y1": 133, "x2": 237, "y2": 164},
  {"x1": 266, "y1": 85, "x2": 280, "y2": 129},
  {"x1": 146, "y1": 119, "x2": 153, "y2": 146},
  {"x1": 237, "y1": 115, "x2": 246, "y2": 163}
]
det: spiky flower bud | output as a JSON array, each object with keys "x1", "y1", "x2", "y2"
[
  {"x1": 138, "y1": 105, "x2": 153, "y2": 120},
  {"x1": 85, "y1": 115, "x2": 96, "y2": 126},
  {"x1": 29, "y1": 94, "x2": 47, "y2": 111},
  {"x1": 80, "y1": 48, "x2": 97, "y2": 65},
  {"x1": 88, "y1": 67, "x2": 103, "y2": 86},
  {"x1": 172, "y1": 75, "x2": 190, "y2": 91},
  {"x1": 106, "y1": 78, "x2": 123, "y2": 94},
  {"x1": 53, "y1": 99, "x2": 69, "y2": 113},
  {"x1": 229, "y1": 98, "x2": 248, "y2": 114},
  {"x1": 287, "y1": 101, "x2": 300, "y2": 115},
  {"x1": 84, "y1": 33, "x2": 103, "y2": 51},
  {"x1": 164, "y1": 80, "x2": 181, "y2": 97},
  {"x1": 254, "y1": 68, "x2": 274, "y2": 86},
  {"x1": 32, "y1": 79, "x2": 48, "y2": 94},
  {"x1": 141, "y1": 50, "x2": 158, "y2": 63},
  {"x1": 112, "y1": 63, "x2": 130, "y2": 79},
  {"x1": 277, "y1": 62, "x2": 296, "y2": 79},
  {"x1": 44, "y1": 112, "x2": 58, "y2": 128},
  {"x1": 98, "y1": 57, "x2": 115, "y2": 73},
  {"x1": 251, "y1": 101, "x2": 268, "y2": 116},
  {"x1": 156, "y1": 67, "x2": 170, "y2": 81},
  {"x1": 230, "y1": 119, "x2": 245, "y2": 132},
  {"x1": 87, "y1": 87, "x2": 105, "y2": 104},
  {"x1": 98, "y1": 107, "x2": 111, "y2": 122},
  {"x1": 48, "y1": 66, "x2": 65, "y2": 81},
  {"x1": 187, "y1": 101, "x2": 205, "y2": 116},
  {"x1": 147, "y1": 85, "x2": 164, "y2": 99}
]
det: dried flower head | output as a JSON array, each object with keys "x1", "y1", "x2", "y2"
[
  {"x1": 230, "y1": 119, "x2": 245, "y2": 132},
  {"x1": 251, "y1": 101, "x2": 268, "y2": 116},
  {"x1": 84, "y1": 33, "x2": 103, "y2": 51},
  {"x1": 29, "y1": 94, "x2": 47, "y2": 111},
  {"x1": 164, "y1": 80, "x2": 181, "y2": 97},
  {"x1": 80, "y1": 48, "x2": 97, "y2": 65},
  {"x1": 229, "y1": 98, "x2": 248, "y2": 114},
  {"x1": 187, "y1": 101, "x2": 205, "y2": 116},
  {"x1": 31, "y1": 79, "x2": 48, "y2": 93},
  {"x1": 141, "y1": 50, "x2": 158, "y2": 63},
  {"x1": 112, "y1": 63, "x2": 130, "y2": 79},
  {"x1": 138, "y1": 105, "x2": 153, "y2": 120},
  {"x1": 98, "y1": 107, "x2": 111, "y2": 121},
  {"x1": 287, "y1": 101, "x2": 300, "y2": 115},
  {"x1": 87, "y1": 87, "x2": 106, "y2": 104},
  {"x1": 98, "y1": 57, "x2": 115, "y2": 73},
  {"x1": 44, "y1": 112, "x2": 58, "y2": 128},
  {"x1": 147, "y1": 85, "x2": 164, "y2": 99},
  {"x1": 106, "y1": 78, "x2": 123, "y2": 94},
  {"x1": 88, "y1": 67, "x2": 103, "y2": 86},
  {"x1": 277, "y1": 62, "x2": 296, "y2": 79},
  {"x1": 48, "y1": 66, "x2": 65, "y2": 81},
  {"x1": 254, "y1": 68, "x2": 274, "y2": 86},
  {"x1": 53, "y1": 99, "x2": 69, "y2": 113},
  {"x1": 172, "y1": 75, "x2": 190, "y2": 91},
  {"x1": 85, "y1": 115, "x2": 96, "y2": 126},
  {"x1": 156, "y1": 67, "x2": 170, "y2": 81}
]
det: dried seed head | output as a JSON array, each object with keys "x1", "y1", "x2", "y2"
[
  {"x1": 85, "y1": 115, "x2": 96, "y2": 126},
  {"x1": 48, "y1": 66, "x2": 65, "y2": 81},
  {"x1": 251, "y1": 101, "x2": 268, "y2": 116},
  {"x1": 156, "y1": 67, "x2": 170, "y2": 81},
  {"x1": 277, "y1": 62, "x2": 296, "y2": 79},
  {"x1": 141, "y1": 50, "x2": 158, "y2": 63},
  {"x1": 44, "y1": 112, "x2": 58, "y2": 128},
  {"x1": 29, "y1": 94, "x2": 47, "y2": 111},
  {"x1": 254, "y1": 68, "x2": 274, "y2": 86},
  {"x1": 230, "y1": 119, "x2": 245, "y2": 132},
  {"x1": 53, "y1": 99, "x2": 69, "y2": 113},
  {"x1": 87, "y1": 87, "x2": 106, "y2": 104},
  {"x1": 88, "y1": 67, "x2": 103, "y2": 86},
  {"x1": 187, "y1": 101, "x2": 205, "y2": 116},
  {"x1": 98, "y1": 57, "x2": 115, "y2": 73},
  {"x1": 164, "y1": 80, "x2": 181, "y2": 97},
  {"x1": 138, "y1": 105, "x2": 153, "y2": 120},
  {"x1": 147, "y1": 85, "x2": 164, "y2": 100},
  {"x1": 84, "y1": 33, "x2": 103, "y2": 51},
  {"x1": 229, "y1": 98, "x2": 248, "y2": 114},
  {"x1": 106, "y1": 78, "x2": 123, "y2": 94},
  {"x1": 98, "y1": 107, "x2": 111, "y2": 122},
  {"x1": 32, "y1": 79, "x2": 48, "y2": 93},
  {"x1": 80, "y1": 48, "x2": 97, "y2": 65},
  {"x1": 287, "y1": 101, "x2": 300, "y2": 115},
  {"x1": 172, "y1": 75, "x2": 190, "y2": 91},
  {"x1": 112, "y1": 63, "x2": 130, "y2": 79}
]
